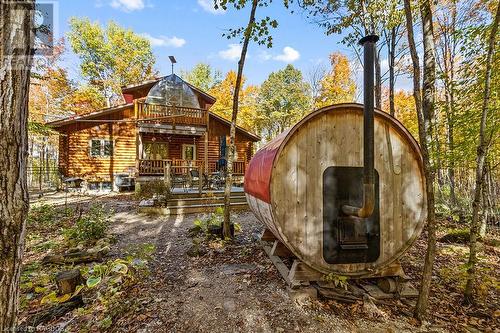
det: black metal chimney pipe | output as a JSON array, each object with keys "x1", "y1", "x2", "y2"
[{"x1": 342, "y1": 34, "x2": 379, "y2": 218}]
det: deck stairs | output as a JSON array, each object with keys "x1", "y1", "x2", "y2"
[{"x1": 139, "y1": 190, "x2": 248, "y2": 215}]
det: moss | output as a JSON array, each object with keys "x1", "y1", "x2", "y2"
[{"x1": 439, "y1": 228, "x2": 471, "y2": 244}]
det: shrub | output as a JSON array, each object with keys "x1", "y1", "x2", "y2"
[
  {"x1": 66, "y1": 203, "x2": 110, "y2": 242},
  {"x1": 135, "y1": 180, "x2": 170, "y2": 201},
  {"x1": 27, "y1": 204, "x2": 57, "y2": 226}
]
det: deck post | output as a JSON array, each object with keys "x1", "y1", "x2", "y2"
[
  {"x1": 164, "y1": 161, "x2": 171, "y2": 191},
  {"x1": 204, "y1": 129, "x2": 209, "y2": 175},
  {"x1": 134, "y1": 100, "x2": 139, "y2": 173},
  {"x1": 198, "y1": 167, "x2": 202, "y2": 195}
]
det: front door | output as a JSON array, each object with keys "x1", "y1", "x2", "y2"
[
  {"x1": 182, "y1": 144, "x2": 196, "y2": 161},
  {"x1": 143, "y1": 142, "x2": 169, "y2": 160}
]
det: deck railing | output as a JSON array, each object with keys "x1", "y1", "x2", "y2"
[
  {"x1": 138, "y1": 159, "x2": 247, "y2": 176},
  {"x1": 137, "y1": 101, "x2": 207, "y2": 126}
]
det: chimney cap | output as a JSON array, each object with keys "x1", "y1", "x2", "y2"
[{"x1": 359, "y1": 35, "x2": 379, "y2": 45}]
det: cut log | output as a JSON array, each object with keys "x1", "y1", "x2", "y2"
[
  {"x1": 42, "y1": 251, "x2": 103, "y2": 265},
  {"x1": 56, "y1": 269, "x2": 83, "y2": 295},
  {"x1": 377, "y1": 277, "x2": 397, "y2": 293}
]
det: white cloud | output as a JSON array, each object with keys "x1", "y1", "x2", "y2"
[
  {"x1": 380, "y1": 58, "x2": 389, "y2": 72},
  {"x1": 110, "y1": 0, "x2": 145, "y2": 12},
  {"x1": 197, "y1": 0, "x2": 225, "y2": 15},
  {"x1": 141, "y1": 33, "x2": 186, "y2": 48},
  {"x1": 258, "y1": 50, "x2": 272, "y2": 61},
  {"x1": 218, "y1": 44, "x2": 242, "y2": 61},
  {"x1": 273, "y1": 46, "x2": 300, "y2": 63}
]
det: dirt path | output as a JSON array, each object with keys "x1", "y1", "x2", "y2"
[{"x1": 109, "y1": 210, "x2": 424, "y2": 333}]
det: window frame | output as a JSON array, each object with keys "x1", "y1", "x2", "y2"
[{"x1": 89, "y1": 138, "x2": 114, "y2": 158}]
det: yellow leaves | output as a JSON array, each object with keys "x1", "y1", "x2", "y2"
[
  {"x1": 209, "y1": 71, "x2": 259, "y2": 131},
  {"x1": 316, "y1": 52, "x2": 356, "y2": 109},
  {"x1": 40, "y1": 291, "x2": 72, "y2": 305}
]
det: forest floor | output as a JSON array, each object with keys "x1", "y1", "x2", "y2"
[{"x1": 19, "y1": 193, "x2": 499, "y2": 332}]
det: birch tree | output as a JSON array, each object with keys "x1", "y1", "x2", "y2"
[
  {"x1": 215, "y1": 0, "x2": 290, "y2": 238},
  {"x1": 403, "y1": 0, "x2": 438, "y2": 320},
  {"x1": 464, "y1": 0, "x2": 499, "y2": 304}
]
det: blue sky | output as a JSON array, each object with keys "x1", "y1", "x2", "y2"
[{"x1": 49, "y1": 0, "x2": 410, "y2": 93}]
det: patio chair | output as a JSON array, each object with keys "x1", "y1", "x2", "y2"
[
  {"x1": 202, "y1": 173, "x2": 213, "y2": 189},
  {"x1": 189, "y1": 169, "x2": 200, "y2": 189}
]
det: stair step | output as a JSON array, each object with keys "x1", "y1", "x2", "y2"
[
  {"x1": 167, "y1": 196, "x2": 247, "y2": 206},
  {"x1": 139, "y1": 201, "x2": 248, "y2": 216}
]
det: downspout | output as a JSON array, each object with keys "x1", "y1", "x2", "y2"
[{"x1": 342, "y1": 35, "x2": 379, "y2": 218}]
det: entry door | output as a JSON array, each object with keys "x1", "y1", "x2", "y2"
[
  {"x1": 143, "y1": 142, "x2": 169, "y2": 160},
  {"x1": 182, "y1": 144, "x2": 196, "y2": 161}
]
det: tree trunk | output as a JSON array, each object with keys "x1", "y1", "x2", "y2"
[
  {"x1": 0, "y1": 1, "x2": 34, "y2": 330},
  {"x1": 223, "y1": 0, "x2": 258, "y2": 239},
  {"x1": 374, "y1": 48, "x2": 382, "y2": 110},
  {"x1": 464, "y1": 1, "x2": 499, "y2": 303},
  {"x1": 403, "y1": 0, "x2": 438, "y2": 321},
  {"x1": 388, "y1": 27, "x2": 396, "y2": 116},
  {"x1": 39, "y1": 140, "x2": 44, "y2": 192}
]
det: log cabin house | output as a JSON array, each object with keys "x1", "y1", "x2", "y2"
[{"x1": 48, "y1": 74, "x2": 260, "y2": 192}]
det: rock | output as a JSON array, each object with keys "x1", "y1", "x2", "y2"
[
  {"x1": 139, "y1": 199, "x2": 155, "y2": 207},
  {"x1": 221, "y1": 263, "x2": 257, "y2": 275}
]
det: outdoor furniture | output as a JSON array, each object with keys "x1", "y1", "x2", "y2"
[
  {"x1": 189, "y1": 169, "x2": 200, "y2": 189},
  {"x1": 202, "y1": 173, "x2": 213, "y2": 189},
  {"x1": 211, "y1": 171, "x2": 226, "y2": 190},
  {"x1": 171, "y1": 174, "x2": 187, "y2": 192}
]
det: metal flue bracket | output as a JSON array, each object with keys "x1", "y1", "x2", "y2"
[{"x1": 342, "y1": 34, "x2": 379, "y2": 218}]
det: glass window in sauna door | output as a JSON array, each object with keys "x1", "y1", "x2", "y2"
[{"x1": 143, "y1": 142, "x2": 169, "y2": 160}]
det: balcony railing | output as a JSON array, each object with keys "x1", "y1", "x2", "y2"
[
  {"x1": 138, "y1": 159, "x2": 247, "y2": 176},
  {"x1": 136, "y1": 101, "x2": 207, "y2": 126}
]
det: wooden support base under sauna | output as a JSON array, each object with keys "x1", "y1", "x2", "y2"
[{"x1": 259, "y1": 229, "x2": 419, "y2": 301}]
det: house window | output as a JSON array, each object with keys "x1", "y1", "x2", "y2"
[
  {"x1": 90, "y1": 139, "x2": 113, "y2": 157},
  {"x1": 182, "y1": 144, "x2": 196, "y2": 160},
  {"x1": 143, "y1": 142, "x2": 169, "y2": 160}
]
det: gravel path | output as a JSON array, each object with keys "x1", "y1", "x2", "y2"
[{"x1": 108, "y1": 210, "x2": 423, "y2": 333}]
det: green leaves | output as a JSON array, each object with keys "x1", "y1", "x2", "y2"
[
  {"x1": 218, "y1": 0, "x2": 280, "y2": 48},
  {"x1": 257, "y1": 64, "x2": 312, "y2": 140},
  {"x1": 86, "y1": 276, "x2": 102, "y2": 288},
  {"x1": 67, "y1": 18, "x2": 156, "y2": 104}
]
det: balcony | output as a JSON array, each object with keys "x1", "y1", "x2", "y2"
[{"x1": 136, "y1": 100, "x2": 207, "y2": 127}]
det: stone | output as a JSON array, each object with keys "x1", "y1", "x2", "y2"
[{"x1": 221, "y1": 263, "x2": 257, "y2": 275}]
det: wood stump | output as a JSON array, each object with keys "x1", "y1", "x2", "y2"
[{"x1": 56, "y1": 269, "x2": 83, "y2": 295}]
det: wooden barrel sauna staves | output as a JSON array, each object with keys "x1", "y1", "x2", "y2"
[{"x1": 244, "y1": 103, "x2": 427, "y2": 278}]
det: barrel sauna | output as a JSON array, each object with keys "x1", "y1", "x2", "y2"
[{"x1": 244, "y1": 103, "x2": 427, "y2": 277}]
